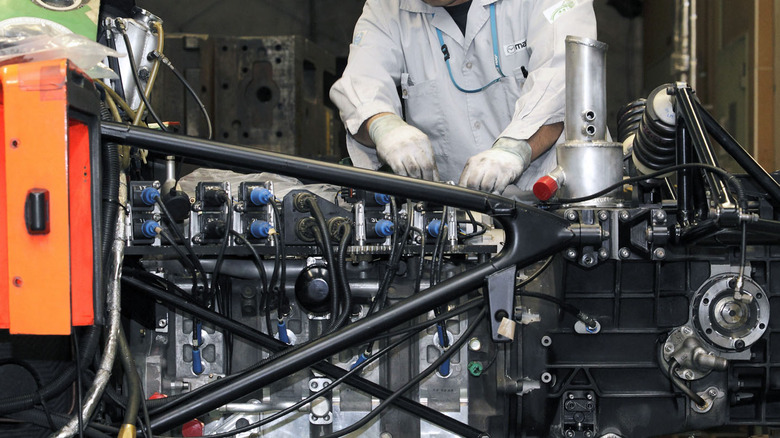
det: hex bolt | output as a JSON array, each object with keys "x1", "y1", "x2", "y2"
[
  {"x1": 566, "y1": 430, "x2": 575, "y2": 437},
  {"x1": 654, "y1": 210, "x2": 667, "y2": 222},
  {"x1": 664, "y1": 343, "x2": 675, "y2": 354},
  {"x1": 581, "y1": 254, "x2": 596, "y2": 266},
  {"x1": 619, "y1": 248, "x2": 630, "y2": 259},
  {"x1": 683, "y1": 370, "x2": 694, "y2": 380},
  {"x1": 586, "y1": 393, "x2": 593, "y2": 400},
  {"x1": 619, "y1": 210, "x2": 630, "y2": 221},
  {"x1": 157, "y1": 318, "x2": 167, "y2": 328},
  {"x1": 598, "y1": 248, "x2": 609, "y2": 260},
  {"x1": 565, "y1": 248, "x2": 577, "y2": 259},
  {"x1": 681, "y1": 326, "x2": 693, "y2": 336},
  {"x1": 568, "y1": 393, "x2": 575, "y2": 400},
  {"x1": 654, "y1": 248, "x2": 666, "y2": 259},
  {"x1": 707, "y1": 388, "x2": 718, "y2": 398},
  {"x1": 565, "y1": 210, "x2": 578, "y2": 222}
]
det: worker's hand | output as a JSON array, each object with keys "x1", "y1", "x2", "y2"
[
  {"x1": 368, "y1": 114, "x2": 440, "y2": 181},
  {"x1": 459, "y1": 137, "x2": 532, "y2": 194}
]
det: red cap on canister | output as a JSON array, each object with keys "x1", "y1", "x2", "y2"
[
  {"x1": 182, "y1": 419, "x2": 204, "y2": 437},
  {"x1": 533, "y1": 176, "x2": 559, "y2": 201}
]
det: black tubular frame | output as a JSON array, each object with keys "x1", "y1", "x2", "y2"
[
  {"x1": 101, "y1": 122, "x2": 577, "y2": 434},
  {"x1": 673, "y1": 84, "x2": 780, "y2": 210}
]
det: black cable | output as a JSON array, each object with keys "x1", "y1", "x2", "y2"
[
  {"x1": 556, "y1": 163, "x2": 747, "y2": 211},
  {"x1": 668, "y1": 359, "x2": 706, "y2": 406},
  {"x1": 332, "y1": 222, "x2": 354, "y2": 329},
  {"x1": 230, "y1": 230, "x2": 269, "y2": 297},
  {"x1": 150, "y1": 50, "x2": 213, "y2": 139},
  {"x1": 118, "y1": 23, "x2": 169, "y2": 132},
  {"x1": 362, "y1": 297, "x2": 483, "y2": 344},
  {"x1": 73, "y1": 332, "x2": 85, "y2": 438},
  {"x1": 199, "y1": 325, "x2": 421, "y2": 438},
  {"x1": 0, "y1": 360, "x2": 55, "y2": 430},
  {"x1": 155, "y1": 197, "x2": 209, "y2": 299},
  {"x1": 270, "y1": 202, "x2": 287, "y2": 322},
  {"x1": 158, "y1": 229, "x2": 200, "y2": 294},
  {"x1": 207, "y1": 194, "x2": 233, "y2": 304},
  {"x1": 515, "y1": 256, "x2": 554, "y2": 289},
  {"x1": 515, "y1": 290, "x2": 596, "y2": 329},
  {"x1": 305, "y1": 196, "x2": 340, "y2": 334},
  {"x1": 321, "y1": 309, "x2": 487, "y2": 438},
  {"x1": 460, "y1": 210, "x2": 487, "y2": 239}
]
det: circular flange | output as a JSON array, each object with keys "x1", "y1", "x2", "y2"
[
  {"x1": 693, "y1": 274, "x2": 769, "y2": 351},
  {"x1": 31, "y1": 0, "x2": 88, "y2": 11}
]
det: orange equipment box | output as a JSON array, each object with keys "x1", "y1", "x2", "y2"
[{"x1": 0, "y1": 59, "x2": 101, "y2": 335}]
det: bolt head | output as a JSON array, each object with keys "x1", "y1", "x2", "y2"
[
  {"x1": 654, "y1": 248, "x2": 666, "y2": 259},
  {"x1": 619, "y1": 248, "x2": 630, "y2": 259},
  {"x1": 619, "y1": 210, "x2": 630, "y2": 221},
  {"x1": 586, "y1": 393, "x2": 593, "y2": 400},
  {"x1": 598, "y1": 211, "x2": 609, "y2": 221},
  {"x1": 681, "y1": 326, "x2": 693, "y2": 336},
  {"x1": 664, "y1": 343, "x2": 675, "y2": 353},
  {"x1": 683, "y1": 370, "x2": 694, "y2": 380},
  {"x1": 157, "y1": 318, "x2": 167, "y2": 328},
  {"x1": 568, "y1": 393, "x2": 575, "y2": 399},
  {"x1": 708, "y1": 388, "x2": 718, "y2": 397},
  {"x1": 566, "y1": 430, "x2": 575, "y2": 437},
  {"x1": 566, "y1": 248, "x2": 577, "y2": 259}
]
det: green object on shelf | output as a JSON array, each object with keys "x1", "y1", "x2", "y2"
[{"x1": 467, "y1": 361, "x2": 483, "y2": 377}]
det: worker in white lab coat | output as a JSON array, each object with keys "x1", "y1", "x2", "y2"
[{"x1": 330, "y1": 0, "x2": 597, "y2": 195}]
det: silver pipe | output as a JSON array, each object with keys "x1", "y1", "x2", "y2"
[
  {"x1": 564, "y1": 36, "x2": 609, "y2": 142},
  {"x1": 52, "y1": 173, "x2": 128, "y2": 438},
  {"x1": 216, "y1": 401, "x2": 307, "y2": 413},
  {"x1": 556, "y1": 36, "x2": 623, "y2": 204}
]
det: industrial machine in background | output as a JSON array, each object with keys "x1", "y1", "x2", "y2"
[{"x1": 0, "y1": 5, "x2": 779, "y2": 438}]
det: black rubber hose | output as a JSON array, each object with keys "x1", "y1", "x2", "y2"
[
  {"x1": 100, "y1": 103, "x2": 120, "y2": 271},
  {"x1": 116, "y1": 327, "x2": 141, "y2": 430},
  {"x1": 0, "y1": 325, "x2": 100, "y2": 415},
  {"x1": 332, "y1": 222, "x2": 354, "y2": 329}
]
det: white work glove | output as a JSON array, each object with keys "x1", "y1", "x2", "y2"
[
  {"x1": 369, "y1": 114, "x2": 440, "y2": 181},
  {"x1": 459, "y1": 137, "x2": 532, "y2": 194}
]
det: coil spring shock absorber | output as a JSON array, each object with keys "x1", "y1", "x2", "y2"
[
  {"x1": 630, "y1": 84, "x2": 677, "y2": 174},
  {"x1": 616, "y1": 98, "x2": 646, "y2": 143}
]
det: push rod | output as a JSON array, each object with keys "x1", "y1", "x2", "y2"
[{"x1": 696, "y1": 101, "x2": 780, "y2": 205}]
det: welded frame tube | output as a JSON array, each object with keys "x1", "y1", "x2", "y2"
[
  {"x1": 697, "y1": 101, "x2": 780, "y2": 205},
  {"x1": 101, "y1": 122, "x2": 511, "y2": 215},
  {"x1": 674, "y1": 86, "x2": 733, "y2": 206},
  {"x1": 122, "y1": 275, "x2": 484, "y2": 438},
  {"x1": 147, "y1": 215, "x2": 573, "y2": 432},
  {"x1": 103, "y1": 122, "x2": 575, "y2": 434}
]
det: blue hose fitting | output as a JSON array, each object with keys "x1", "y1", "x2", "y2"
[
  {"x1": 249, "y1": 187, "x2": 273, "y2": 206},
  {"x1": 141, "y1": 220, "x2": 159, "y2": 239},
  {"x1": 277, "y1": 320, "x2": 290, "y2": 344},
  {"x1": 427, "y1": 219, "x2": 442, "y2": 238},
  {"x1": 374, "y1": 219, "x2": 395, "y2": 238},
  {"x1": 373, "y1": 193, "x2": 391, "y2": 205},
  {"x1": 249, "y1": 220, "x2": 272, "y2": 239},
  {"x1": 437, "y1": 324, "x2": 451, "y2": 377},
  {"x1": 350, "y1": 352, "x2": 369, "y2": 370},
  {"x1": 140, "y1": 187, "x2": 160, "y2": 206}
]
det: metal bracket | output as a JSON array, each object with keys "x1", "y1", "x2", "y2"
[{"x1": 487, "y1": 266, "x2": 517, "y2": 343}]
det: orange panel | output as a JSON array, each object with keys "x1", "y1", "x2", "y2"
[
  {"x1": 0, "y1": 80, "x2": 8, "y2": 329},
  {"x1": 4, "y1": 60, "x2": 71, "y2": 335},
  {"x1": 68, "y1": 120, "x2": 94, "y2": 326}
]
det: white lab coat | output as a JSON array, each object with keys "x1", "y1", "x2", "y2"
[{"x1": 330, "y1": 0, "x2": 597, "y2": 191}]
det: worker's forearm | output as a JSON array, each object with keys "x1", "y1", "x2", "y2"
[
  {"x1": 526, "y1": 122, "x2": 563, "y2": 160},
  {"x1": 353, "y1": 112, "x2": 396, "y2": 147}
]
